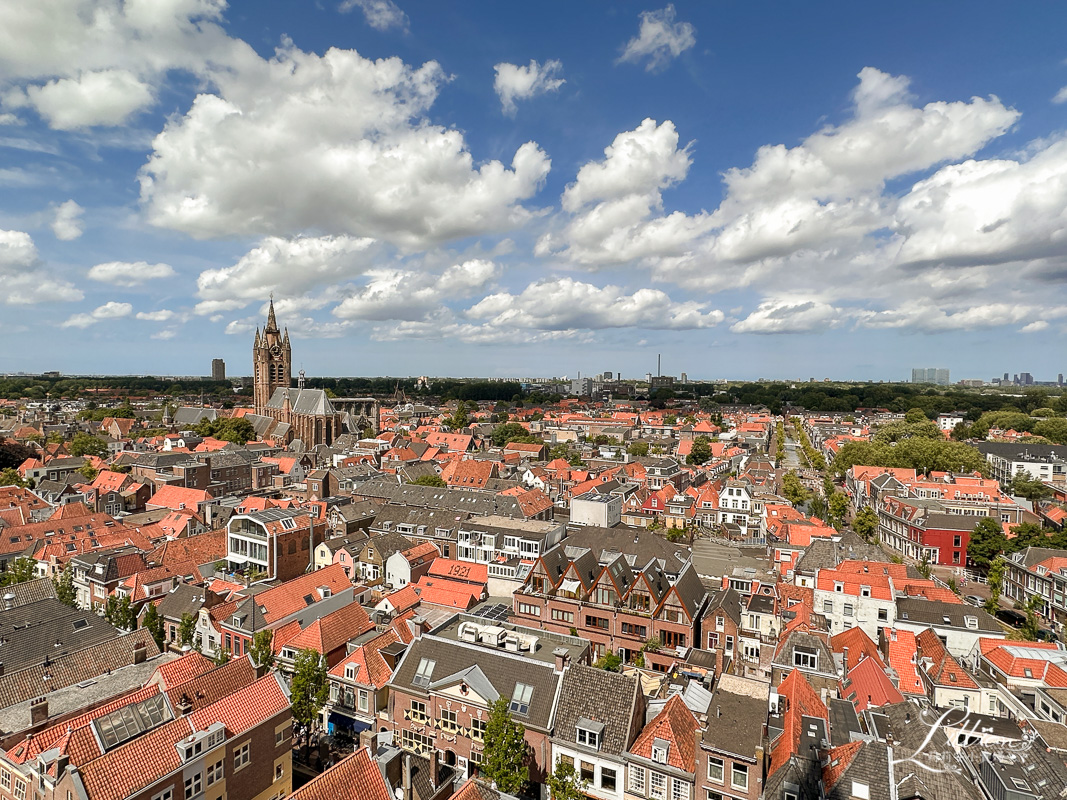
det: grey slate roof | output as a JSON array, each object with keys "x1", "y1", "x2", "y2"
[
  {"x1": 869, "y1": 701, "x2": 984, "y2": 800},
  {"x1": 355, "y1": 477, "x2": 533, "y2": 519},
  {"x1": 0, "y1": 598, "x2": 119, "y2": 673},
  {"x1": 963, "y1": 743, "x2": 1067, "y2": 800},
  {"x1": 823, "y1": 740, "x2": 892, "y2": 800},
  {"x1": 389, "y1": 634, "x2": 562, "y2": 731},
  {"x1": 895, "y1": 597, "x2": 1002, "y2": 632},
  {"x1": 0, "y1": 576, "x2": 57, "y2": 608},
  {"x1": 553, "y1": 664, "x2": 642, "y2": 757},
  {"x1": 792, "y1": 531, "x2": 900, "y2": 576},
  {"x1": 701, "y1": 677, "x2": 768, "y2": 761},
  {"x1": 561, "y1": 526, "x2": 690, "y2": 576}
]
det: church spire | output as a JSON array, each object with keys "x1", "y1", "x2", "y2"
[
  {"x1": 265, "y1": 294, "x2": 279, "y2": 333},
  {"x1": 254, "y1": 327, "x2": 261, "y2": 348},
  {"x1": 283, "y1": 327, "x2": 290, "y2": 348}
]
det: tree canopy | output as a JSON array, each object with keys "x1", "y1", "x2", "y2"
[
  {"x1": 194, "y1": 417, "x2": 256, "y2": 444},
  {"x1": 481, "y1": 698, "x2": 529, "y2": 793},
  {"x1": 967, "y1": 517, "x2": 1007, "y2": 570},
  {"x1": 69, "y1": 432, "x2": 108, "y2": 458},
  {"x1": 290, "y1": 648, "x2": 329, "y2": 733},
  {"x1": 490, "y1": 422, "x2": 540, "y2": 448},
  {"x1": 832, "y1": 437, "x2": 986, "y2": 476},
  {"x1": 686, "y1": 436, "x2": 713, "y2": 466},
  {"x1": 410, "y1": 474, "x2": 446, "y2": 487}
]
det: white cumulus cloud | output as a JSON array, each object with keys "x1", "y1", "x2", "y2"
[
  {"x1": 332, "y1": 259, "x2": 498, "y2": 321},
  {"x1": 493, "y1": 59, "x2": 565, "y2": 116},
  {"x1": 139, "y1": 42, "x2": 551, "y2": 250},
  {"x1": 88, "y1": 260, "x2": 175, "y2": 286},
  {"x1": 61, "y1": 300, "x2": 133, "y2": 328},
  {"x1": 51, "y1": 199, "x2": 84, "y2": 240},
  {"x1": 11, "y1": 69, "x2": 154, "y2": 129},
  {"x1": 617, "y1": 5, "x2": 695, "y2": 72},
  {"x1": 339, "y1": 0, "x2": 408, "y2": 31},
  {"x1": 136, "y1": 309, "x2": 176, "y2": 321},
  {"x1": 0, "y1": 228, "x2": 82, "y2": 304}
]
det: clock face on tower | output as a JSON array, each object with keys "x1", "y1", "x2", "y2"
[{"x1": 270, "y1": 344, "x2": 282, "y2": 358}]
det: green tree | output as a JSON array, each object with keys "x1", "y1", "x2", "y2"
[
  {"x1": 142, "y1": 602, "x2": 165, "y2": 650},
  {"x1": 178, "y1": 612, "x2": 196, "y2": 647},
  {"x1": 290, "y1": 648, "x2": 329, "y2": 741},
  {"x1": 627, "y1": 441, "x2": 650, "y2": 457},
  {"x1": 905, "y1": 408, "x2": 928, "y2": 423},
  {"x1": 916, "y1": 552, "x2": 932, "y2": 580},
  {"x1": 490, "y1": 422, "x2": 539, "y2": 448},
  {"x1": 781, "y1": 471, "x2": 810, "y2": 506},
  {"x1": 248, "y1": 629, "x2": 275, "y2": 670},
  {"x1": 69, "y1": 432, "x2": 108, "y2": 458},
  {"x1": 76, "y1": 463, "x2": 99, "y2": 482},
  {"x1": 595, "y1": 650, "x2": 622, "y2": 672},
  {"x1": 0, "y1": 468, "x2": 25, "y2": 488},
  {"x1": 1010, "y1": 472, "x2": 1053, "y2": 502},
  {"x1": 1020, "y1": 594, "x2": 1043, "y2": 641},
  {"x1": 410, "y1": 474, "x2": 446, "y2": 487},
  {"x1": 547, "y1": 758, "x2": 588, "y2": 800},
  {"x1": 213, "y1": 646, "x2": 232, "y2": 665},
  {"x1": 852, "y1": 506, "x2": 879, "y2": 541},
  {"x1": 481, "y1": 698, "x2": 529, "y2": 794},
  {"x1": 827, "y1": 492, "x2": 850, "y2": 531},
  {"x1": 1006, "y1": 521, "x2": 1052, "y2": 552},
  {"x1": 686, "y1": 436, "x2": 713, "y2": 466},
  {"x1": 0, "y1": 556, "x2": 37, "y2": 587},
  {"x1": 968, "y1": 517, "x2": 1008, "y2": 570},
  {"x1": 447, "y1": 401, "x2": 470, "y2": 430},
  {"x1": 53, "y1": 564, "x2": 77, "y2": 607}
]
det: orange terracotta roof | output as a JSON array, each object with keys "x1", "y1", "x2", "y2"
[
  {"x1": 769, "y1": 669, "x2": 829, "y2": 777},
  {"x1": 283, "y1": 601, "x2": 374, "y2": 655},
  {"x1": 882, "y1": 628, "x2": 925, "y2": 695},
  {"x1": 628, "y1": 694, "x2": 697, "y2": 771},
  {"x1": 287, "y1": 747, "x2": 390, "y2": 800}
]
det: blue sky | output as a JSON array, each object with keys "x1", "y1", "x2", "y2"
[{"x1": 3, "y1": 1, "x2": 1067, "y2": 382}]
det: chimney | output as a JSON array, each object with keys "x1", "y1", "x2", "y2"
[
  {"x1": 842, "y1": 646, "x2": 848, "y2": 668},
  {"x1": 429, "y1": 749, "x2": 439, "y2": 787},
  {"x1": 30, "y1": 697, "x2": 48, "y2": 726},
  {"x1": 133, "y1": 640, "x2": 147, "y2": 664},
  {"x1": 176, "y1": 693, "x2": 193, "y2": 716},
  {"x1": 553, "y1": 647, "x2": 569, "y2": 673},
  {"x1": 402, "y1": 753, "x2": 413, "y2": 800},
  {"x1": 411, "y1": 616, "x2": 429, "y2": 637}
]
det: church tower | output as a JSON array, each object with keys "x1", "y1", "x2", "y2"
[{"x1": 252, "y1": 297, "x2": 291, "y2": 413}]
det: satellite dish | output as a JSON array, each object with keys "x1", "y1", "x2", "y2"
[{"x1": 394, "y1": 789, "x2": 404, "y2": 800}]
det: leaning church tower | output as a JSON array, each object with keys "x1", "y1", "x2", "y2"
[{"x1": 252, "y1": 297, "x2": 291, "y2": 413}]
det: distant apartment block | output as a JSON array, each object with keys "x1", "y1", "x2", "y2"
[{"x1": 911, "y1": 367, "x2": 950, "y2": 385}]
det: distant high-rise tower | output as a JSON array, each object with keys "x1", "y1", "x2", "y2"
[
  {"x1": 911, "y1": 367, "x2": 949, "y2": 385},
  {"x1": 252, "y1": 297, "x2": 291, "y2": 413},
  {"x1": 211, "y1": 358, "x2": 226, "y2": 381}
]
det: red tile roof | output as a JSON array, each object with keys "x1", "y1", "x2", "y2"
[
  {"x1": 769, "y1": 669, "x2": 829, "y2": 777},
  {"x1": 822, "y1": 740, "x2": 864, "y2": 792},
  {"x1": 287, "y1": 747, "x2": 390, "y2": 800},
  {"x1": 831, "y1": 627, "x2": 883, "y2": 672},
  {"x1": 882, "y1": 628, "x2": 925, "y2": 695},
  {"x1": 150, "y1": 650, "x2": 216, "y2": 689},
  {"x1": 840, "y1": 657, "x2": 904, "y2": 712},
  {"x1": 246, "y1": 563, "x2": 354, "y2": 626},
  {"x1": 628, "y1": 694, "x2": 697, "y2": 772},
  {"x1": 282, "y1": 601, "x2": 374, "y2": 656}
]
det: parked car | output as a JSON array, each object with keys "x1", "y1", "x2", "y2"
[
  {"x1": 1037, "y1": 628, "x2": 1058, "y2": 643},
  {"x1": 995, "y1": 608, "x2": 1027, "y2": 628},
  {"x1": 964, "y1": 595, "x2": 984, "y2": 608}
]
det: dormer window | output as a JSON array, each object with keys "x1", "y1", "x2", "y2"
[
  {"x1": 651, "y1": 738, "x2": 669, "y2": 764},
  {"x1": 413, "y1": 658, "x2": 436, "y2": 687},
  {"x1": 860, "y1": 586, "x2": 871, "y2": 598},
  {"x1": 510, "y1": 683, "x2": 533, "y2": 715},
  {"x1": 834, "y1": 582, "x2": 844, "y2": 593},
  {"x1": 576, "y1": 718, "x2": 604, "y2": 750},
  {"x1": 964, "y1": 616, "x2": 978, "y2": 630}
]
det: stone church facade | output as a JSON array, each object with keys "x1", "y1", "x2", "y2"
[{"x1": 252, "y1": 299, "x2": 379, "y2": 447}]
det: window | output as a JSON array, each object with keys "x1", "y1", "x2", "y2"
[
  {"x1": 731, "y1": 764, "x2": 748, "y2": 791},
  {"x1": 1, "y1": 769, "x2": 10, "y2": 790},
  {"x1": 580, "y1": 762, "x2": 595, "y2": 784},
  {"x1": 860, "y1": 586, "x2": 871, "y2": 598},
  {"x1": 12, "y1": 781, "x2": 24, "y2": 800},
  {"x1": 413, "y1": 658, "x2": 436, "y2": 687},
  {"x1": 400, "y1": 729, "x2": 433, "y2": 754},
  {"x1": 560, "y1": 755, "x2": 574, "y2": 769},
  {"x1": 409, "y1": 700, "x2": 427, "y2": 722},
  {"x1": 671, "y1": 779, "x2": 690, "y2": 800},
  {"x1": 707, "y1": 757, "x2": 724, "y2": 784},
  {"x1": 440, "y1": 709, "x2": 458, "y2": 732},
  {"x1": 602, "y1": 767, "x2": 617, "y2": 792},
  {"x1": 152, "y1": 791, "x2": 173, "y2": 800},
  {"x1": 469, "y1": 750, "x2": 483, "y2": 765},
  {"x1": 652, "y1": 744, "x2": 669, "y2": 764},
  {"x1": 877, "y1": 608, "x2": 888, "y2": 622},
  {"x1": 276, "y1": 764, "x2": 284, "y2": 781},
  {"x1": 851, "y1": 781, "x2": 870, "y2": 799},
  {"x1": 823, "y1": 600, "x2": 833, "y2": 614},
  {"x1": 206, "y1": 760, "x2": 223, "y2": 787},
  {"x1": 834, "y1": 582, "x2": 843, "y2": 592},
  {"x1": 725, "y1": 636, "x2": 733, "y2": 653},
  {"x1": 793, "y1": 649, "x2": 818, "y2": 670},
  {"x1": 233, "y1": 741, "x2": 250, "y2": 771},
  {"x1": 517, "y1": 602, "x2": 541, "y2": 617},
  {"x1": 577, "y1": 727, "x2": 600, "y2": 749},
  {"x1": 843, "y1": 603, "x2": 854, "y2": 618},
  {"x1": 471, "y1": 718, "x2": 486, "y2": 741},
  {"x1": 585, "y1": 615, "x2": 609, "y2": 630},
  {"x1": 716, "y1": 616, "x2": 724, "y2": 631},
  {"x1": 650, "y1": 772, "x2": 667, "y2": 800},
  {"x1": 706, "y1": 632, "x2": 719, "y2": 648},
  {"x1": 622, "y1": 622, "x2": 647, "y2": 638},
  {"x1": 629, "y1": 766, "x2": 646, "y2": 795},
  {"x1": 551, "y1": 609, "x2": 575, "y2": 623},
  {"x1": 510, "y1": 683, "x2": 533, "y2": 715},
  {"x1": 358, "y1": 690, "x2": 369, "y2": 712},
  {"x1": 275, "y1": 724, "x2": 289, "y2": 747},
  {"x1": 185, "y1": 772, "x2": 202, "y2": 799}
]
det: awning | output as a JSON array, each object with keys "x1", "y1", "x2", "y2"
[{"x1": 559, "y1": 578, "x2": 581, "y2": 594}]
